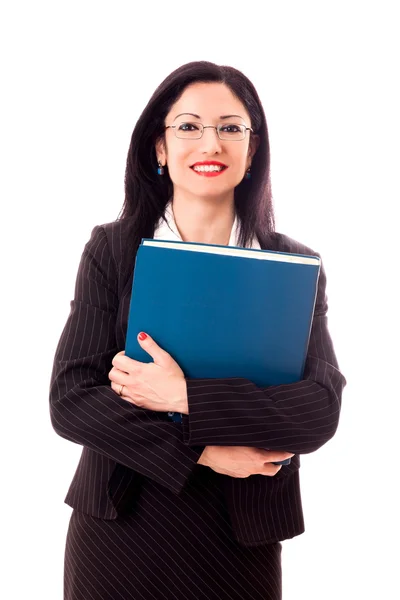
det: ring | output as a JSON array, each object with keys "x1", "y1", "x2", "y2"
[{"x1": 118, "y1": 384, "x2": 125, "y2": 396}]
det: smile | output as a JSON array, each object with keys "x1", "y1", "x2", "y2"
[{"x1": 190, "y1": 163, "x2": 228, "y2": 177}]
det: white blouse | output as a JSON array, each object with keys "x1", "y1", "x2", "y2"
[{"x1": 153, "y1": 201, "x2": 261, "y2": 249}]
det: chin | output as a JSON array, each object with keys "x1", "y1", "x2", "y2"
[{"x1": 175, "y1": 178, "x2": 238, "y2": 200}]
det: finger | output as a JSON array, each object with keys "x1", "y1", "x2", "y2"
[
  {"x1": 259, "y1": 450, "x2": 294, "y2": 463},
  {"x1": 111, "y1": 350, "x2": 125, "y2": 365},
  {"x1": 108, "y1": 366, "x2": 123, "y2": 382},
  {"x1": 260, "y1": 463, "x2": 282, "y2": 476},
  {"x1": 112, "y1": 353, "x2": 143, "y2": 372},
  {"x1": 108, "y1": 368, "x2": 130, "y2": 386},
  {"x1": 110, "y1": 380, "x2": 130, "y2": 397},
  {"x1": 137, "y1": 332, "x2": 170, "y2": 367}
]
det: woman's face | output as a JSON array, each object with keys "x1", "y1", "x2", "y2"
[{"x1": 156, "y1": 82, "x2": 259, "y2": 202}]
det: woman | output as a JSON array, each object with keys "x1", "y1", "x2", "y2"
[{"x1": 50, "y1": 61, "x2": 346, "y2": 600}]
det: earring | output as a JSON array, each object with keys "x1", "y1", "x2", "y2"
[
  {"x1": 245, "y1": 167, "x2": 251, "y2": 180},
  {"x1": 157, "y1": 160, "x2": 164, "y2": 175}
]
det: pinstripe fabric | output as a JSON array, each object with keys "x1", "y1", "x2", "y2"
[
  {"x1": 64, "y1": 467, "x2": 282, "y2": 600},
  {"x1": 49, "y1": 217, "x2": 346, "y2": 599}
]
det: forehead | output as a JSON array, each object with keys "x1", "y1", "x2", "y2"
[{"x1": 167, "y1": 82, "x2": 250, "y2": 122}]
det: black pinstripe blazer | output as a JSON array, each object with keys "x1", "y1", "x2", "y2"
[{"x1": 49, "y1": 219, "x2": 346, "y2": 547}]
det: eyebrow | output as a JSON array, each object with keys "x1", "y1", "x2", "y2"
[{"x1": 173, "y1": 112, "x2": 245, "y2": 121}]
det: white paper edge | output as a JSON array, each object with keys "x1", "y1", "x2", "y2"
[{"x1": 142, "y1": 239, "x2": 320, "y2": 266}]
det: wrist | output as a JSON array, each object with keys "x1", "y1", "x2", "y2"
[{"x1": 176, "y1": 378, "x2": 189, "y2": 414}]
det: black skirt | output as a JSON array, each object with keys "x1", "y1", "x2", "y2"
[{"x1": 64, "y1": 466, "x2": 282, "y2": 600}]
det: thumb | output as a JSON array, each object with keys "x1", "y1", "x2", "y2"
[{"x1": 137, "y1": 332, "x2": 170, "y2": 367}]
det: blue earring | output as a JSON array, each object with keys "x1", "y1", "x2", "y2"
[
  {"x1": 245, "y1": 168, "x2": 251, "y2": 180},
  {"x1": 157, "y1": 161, "x2": 165, "y2": 175}
]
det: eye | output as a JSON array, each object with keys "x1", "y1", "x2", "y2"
[
  {"x1": 219, "y1": 123, "x2": 243, "y2": 133},
  {"x1": 178, "y1": 122, "x2": 200, "y2": 131}
]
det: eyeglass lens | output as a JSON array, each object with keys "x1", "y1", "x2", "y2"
[{"x1": 174, "y1": 122, "x2": 247, "y2": 140}]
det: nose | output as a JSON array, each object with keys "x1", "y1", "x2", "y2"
[{"x1": 199, "y1": 126, "x2": 222, "y2": 154}]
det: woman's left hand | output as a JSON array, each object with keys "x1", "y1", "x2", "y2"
[{"x1": 109, "y1": 332, "x2": 188, "y2": 414}]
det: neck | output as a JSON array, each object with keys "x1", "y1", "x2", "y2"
[{"x1": 171, "y1": 193, "x2": 235, "y2": 246}]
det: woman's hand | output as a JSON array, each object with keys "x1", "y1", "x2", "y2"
[
  {"x1": 197, "y1": 446, "x2": 294, "y2": 478},
  {"x1": 109, "y1": 332, "x2": 188, "y2": 414}
]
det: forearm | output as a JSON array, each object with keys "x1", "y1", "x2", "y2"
[
  {"x1": 182, "y1": 374, "x2": 343, "y2": 455},
  {"x1": 50, "y1": 352, "x2": 204, "y2": 494},
  {"x1": 50, "y1": 225, "x2": 204, "y2": 495},
  {"x1": 181, "y1": 313, "x2": 346, "y2": 455}
]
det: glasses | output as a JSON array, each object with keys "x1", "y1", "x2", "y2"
[{"x1": 165, "y1": 121, "x2": 253, "y2": 141}]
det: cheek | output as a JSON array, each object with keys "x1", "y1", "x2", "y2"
[
  {"x1": 166, "y1": 151, "x2": 193, "y2": 182},
  {"x1": 228, "y1": 150, "x2": 249, "y2": 175},
  {"x1": 227, "y1": 152, "x2": 249, "y2": 185},
  {"x1": 235, "y1": 147, "x2": 250, "y2": 167}
]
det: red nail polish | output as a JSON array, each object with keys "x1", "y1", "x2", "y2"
[{"x1": 138, "y1": 332, "x2": 147, "y2": 341}]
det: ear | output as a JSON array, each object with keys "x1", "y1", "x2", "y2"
[
  {"x1": 155, "y1": 136, "x2": 167, "y2": 165},
  {"x1": 246, "y1": 134, "x2": 260, "y2": 170},
  {"x1": 248, "y1": 134, "x2": 260, "y2": 160}
]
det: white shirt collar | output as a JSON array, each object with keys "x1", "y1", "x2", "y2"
[{"x1": 154, "y1": 202, "x2": 260, "y2": 249}]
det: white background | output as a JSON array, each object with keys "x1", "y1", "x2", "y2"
[{"x1": 1, "y1": 1, "x2": 399, "y2": 599}]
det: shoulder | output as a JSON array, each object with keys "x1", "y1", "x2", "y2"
[
  {"x1": 79, "y1": 219, "x2": 139, "y2": 294},
  {"x1": 267, "y1": 232, "x2": 327, "y2": 312},
  {"x1": 82, "y1": 218, "x2": 139, "y2": 296},
  {"x1": 86, "y1": 217, "x2": 137, "y2": 262},
  {"x1": 96, "y1": 217, "x2": 136, "y2": 243},
  {"x1": 265, "y1": 231, "x2": 320, "y2": 258}
]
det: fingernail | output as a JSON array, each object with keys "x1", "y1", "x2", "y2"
[{"x1": 138, "y1": 332, "x2": 147, "y2": 341}]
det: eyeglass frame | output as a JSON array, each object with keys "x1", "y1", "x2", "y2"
[{"x1": 165, "y1": 122, "x2": 254, "y2": 141}]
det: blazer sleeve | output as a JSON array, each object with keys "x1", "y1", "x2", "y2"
[
  {"x1": 181, "y1": 256, "x2": 347, "y2": 455},
  {"x1": 49, "y1": 225, "x2": 204, "y2": 495}
]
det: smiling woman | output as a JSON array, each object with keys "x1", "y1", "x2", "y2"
[
  {"x1": 49, "y1": 60, "x2": 346, "y2": 600},
  {"x1": 155, "y1": 81, "x2": 260, "y2": 244}
]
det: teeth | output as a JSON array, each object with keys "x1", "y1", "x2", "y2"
[{"x1": 193, "y1": 165, "x2": 224, "y2": 172}]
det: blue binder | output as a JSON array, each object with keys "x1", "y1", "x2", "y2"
[{"x1": 125, "y1": 239, "x2": 321, "y2": 465}]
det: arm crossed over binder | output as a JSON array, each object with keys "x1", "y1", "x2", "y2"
[
  {"x1": 50, "y1": 225, "x2": 346, "y2": 500},
  {"x1": 124, "y1": 238, "x2": 346, "y2": 458},
  {"x1": 181, "y1": 288, "x2": 345, "y2": 456}
]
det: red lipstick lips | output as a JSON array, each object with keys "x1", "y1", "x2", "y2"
[{"x1": 190, "y1": 161, "x2": 228, "y2": 178}]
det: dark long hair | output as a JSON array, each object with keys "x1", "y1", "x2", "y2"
[{"x1": 117, "y1": 60, "x2": 275, "y2": 283}]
